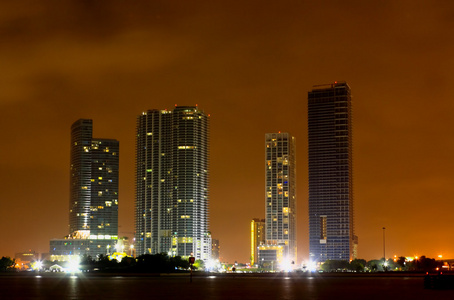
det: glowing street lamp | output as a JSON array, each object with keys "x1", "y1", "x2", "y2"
[
  {"x1": 34, "y1": 261, "x2": 43, "y2": 272},
  {"x1": 68, "y1": 257, "x2": 80, "y2": 273},
  {"x1": 307, "y1": 261, "x2": 317, "y2": 272}
]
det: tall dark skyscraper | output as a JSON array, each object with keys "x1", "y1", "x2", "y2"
[
  {"x1": 308, "y1": 82, "x2": 357, "y2": 264},
  {"x1": 264, "y1": 132, "x2": 297, "y2": 265},
  {"x1": 50, "y1": 119, "x2": 119, "y2": 258},
  {"x1": 135, "y1": 106, "x2": 211, "y2": 261}
]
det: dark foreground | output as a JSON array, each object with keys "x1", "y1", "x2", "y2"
[{"x1": 1, "y1": 272, "x2": 454, "y2": 300}]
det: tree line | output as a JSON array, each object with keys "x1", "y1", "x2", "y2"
[
  {"x1": 79, "y1": 253, "x2": 197, "y2": 273},
  {"x1": 0, "y1": 253, "x2": 201, "y2": 273},
  {"x1": 321, "y1": 256, "x2": 444, "y2": 272},
  {"x1": 0, "y1": 256, "x2": 15, "y2": 271}
]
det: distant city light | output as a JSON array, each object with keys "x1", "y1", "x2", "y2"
[
  {"x1": 308, "y1": 261, "x2": 317, "y2": 272},
  {"x1": 33, "y1": 261, "x2": 43, "y2": 271},
  {"x1": 280, "y1": 259, "x2": 293, "y2": 272},
  {"x1": 68, "y1": 256, "x2": 80, "y2": 273}
]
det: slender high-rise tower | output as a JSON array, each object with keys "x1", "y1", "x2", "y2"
[
  {"x1": 308, "y1": 82, "x2": 357, "y2": 263},
  {"x1": 135, "y1": 106, "x2": 211, "y2": 261},
  {"x1": 250, "y1": 218, "x2": 265, "y2": 266},
  {"x1": 264, "y1": 132, "x2": 297, "y2": 265},
  {"x1": 50, "y1": 119, "x2": 119, "y2": 258}
]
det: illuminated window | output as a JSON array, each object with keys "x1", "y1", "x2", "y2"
[{"x1": 320, "y1": 216, "x2": 327, "y2": 240}]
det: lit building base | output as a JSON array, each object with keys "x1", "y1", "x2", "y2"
[{"x1": 50, "y1": 238, "x2": 118, "y2": 260}]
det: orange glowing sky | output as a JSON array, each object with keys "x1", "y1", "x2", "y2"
[{"x1": 1, "y1": 1, "x2": 454, "y2": 263}]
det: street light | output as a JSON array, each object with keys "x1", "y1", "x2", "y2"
[
  {"x1": 35, "y1": 261, "x2": 43, "y2": 272},
  {"x1": 382, "y1": 227, "x2": 386, "y2": 271}
]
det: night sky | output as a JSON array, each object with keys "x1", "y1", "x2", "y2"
[{"x1": 1, "y1": 1, "x2": 454, "y2": 263}]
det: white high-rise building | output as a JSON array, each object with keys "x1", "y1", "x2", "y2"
[
  {"x1": 135, "y1": 106, "x2": 211, "y2": 261},
  {"x1": 264, "y1": 132, "x2": 297, "y2": 265}
]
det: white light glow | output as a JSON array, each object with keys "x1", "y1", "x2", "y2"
[
  {"x1": 67, "y1": 257, "x2": 80, "y2": 273},
  {"x1": 34, "y1": 261, "x2": 43, "y2": 271},
  {"x1": 280, "y1": 259, "x2": 292, "y2": 272},
  {"x1": 308, "y1": 261, "x2": 317, "y2": 272}
]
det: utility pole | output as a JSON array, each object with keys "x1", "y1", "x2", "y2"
[{"x1": 383, "y1": 227, "x2": 386, "y2": 271}]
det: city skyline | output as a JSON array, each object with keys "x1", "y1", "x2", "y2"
[{"x1": 2, "y1": 1, "x2": 454, "y2": 264}]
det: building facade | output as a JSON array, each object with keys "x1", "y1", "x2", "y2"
[
  {"x1": 50, "y1": 119, "x2": 119, "y2": 259},
  {"x1": 264, "y1": 133, "x2": 297, "y2": 265},
  {"x1": 135, "y1": 106, "x2": 211, "y2": 261},
  {"x1": 211, "y1": 239, "x2": 220, "y2": 261},
  {"x1": 308, "y1": 82, "x2": 357, "y2": 263},
  {"x1": 250, "y1": 218, "x2": 265, "y2": 266}
]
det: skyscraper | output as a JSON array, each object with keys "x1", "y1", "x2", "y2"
[
  {"x1": 50, "y1": 119, "x2": 119, "y2": 258},
  {"x1": 135, "y1": 106, "x2": 211, "y2": 261},
  {"x1": 264, "y1": 132, "x2": 297, "y2": 265},
  {"x1": 308, "y1": 82, "x2": 357, "y2": 263}
]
